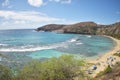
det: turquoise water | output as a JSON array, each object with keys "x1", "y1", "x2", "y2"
[
  {"x1": 28, "y1": 50, "x2": 64, "y2": 59},
  {"x1": 0, "y1": 29, "x2": 115, "y2": 67}
]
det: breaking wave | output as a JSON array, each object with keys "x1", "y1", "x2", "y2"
[
  {"x1": 76, "y1": 42, "x2": 83, "y2": 45},
  {"x1": 0, "y1": 42, "x2": 68, "y2": 52},
  {"x1": 0, "y1": 43, "x2": 8, "y2": 46},
  {"x1": 0, "y1": 37, "x2": 82, "y2": 52},
  {"x1": 0, "y1": 43, "x2": 64, "y2": 52},
  {"x1": 86, "y1": 35, "x2": 92, "y2": 38},
  {"x1": 68, "y1": 37, "x2": 80, "y2": 42}
]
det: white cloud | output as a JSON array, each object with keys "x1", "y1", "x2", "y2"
[
  {"x1": 49, "y1": 0, "x2": 59, "y2": 2},
  {"x1": 0, "y1": 10, "x2": 65, "y2": 29},
  {"x1": 1, "y1": 21, "x2": 9, "y2": 26},
  {"x1": 49, "y1": 0, "x2": 71, "y2": 4},
  {"x1": 2, "y1": 0, "x2": 12, "y2": 8},
  {"x1": 0, "y1": 20, "x2": 34, "y2": 29},
  {"x1": 62, "y1": 0, "x2": 71, "y2": 4},
  {"x1": 28, "y1": 0, "x2": 43, "y2": 7},
  {"x1": 0, "y1": 1, "x2": 72, "y2": 29},
  {"x1": 0, "y1": 10, "x2": 63, "y2": 22},
  {"x1": 2, "y1": 0, "x2": 9, "y2": 6},
  {"x1": 14, "y1": 20, "x2": 26, "y2": 24},
  {"x1": 27, "y1": 0, "x2": 72, "y2": 7}
]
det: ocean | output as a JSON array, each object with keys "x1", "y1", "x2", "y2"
[{"x1": 0, "y1": 29, "x2": 115, "y2": 67}]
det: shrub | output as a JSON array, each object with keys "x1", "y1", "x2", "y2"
[
  {"x1": 16, "y1": 54, "x2": 87, "y2": 80},
  {"x1": 110, "y1": 34, "x2": 120, "y2": 39},
  {"x1": 0, "y1": 65, "x2": 13, "y2": 80},
  {"x1": 114, "y1": 53, "x2": 120, "y2": 57},
  {"x1": 96, "y1": 65, "x2": 112, "y2": 77}
]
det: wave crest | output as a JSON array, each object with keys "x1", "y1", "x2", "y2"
[{"x1": 0, "y1": 37, "x2": 82, "y2": 52}]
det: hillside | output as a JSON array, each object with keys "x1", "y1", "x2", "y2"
[
  {"x1": 36, "y1": 22, "x2": 120, "y2": 36},
  {"x1": 36, "y1": 24, "x2": 65, "y2": 32},
  {"x1": 97, "y1": 62, "x2": 120, "y2": 80},
  {"x1": 62, "y1": 22, "x2": 98, "y2": 34},
  {"x1": 96, "y1": 22, "x2": 120, "y2": 35}
]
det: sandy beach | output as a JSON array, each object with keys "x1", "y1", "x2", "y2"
[{"x1": 87, "y1": 36, "x2": 120, "y2": 77}]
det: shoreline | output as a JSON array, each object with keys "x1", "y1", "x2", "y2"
[
  {"x1": 87, "y1": 35, "x2": 120, "y2": 77},
  {"x1": 88, "y1": 35, "x2": 120, "y2": 63}
]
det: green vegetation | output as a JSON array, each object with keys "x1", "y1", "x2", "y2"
[
  {"x1": 96, "y1": 62, "x2": 120, "y2": 80},
  {"x1": 96, "y1": 65, "x2": 112, "y2": 77},
  {"x1": 2, "y1": 54, "x2": 120, "y2": 80},
  {"x1": 0, "y1": 53, "x2": 2, "y2": 56},
  {"x1": 16, "y1": 54, "x2": 86, "y2": 80},
  {"x1": 0, "y1": 54, "x2": 94, "y2": 80},
  {"x1": 114, "y1": 53, "x2": 120, "y2": 57},
  {"x1": 0, "y1": 65, "x2": 13, "y2": 80},
  {"x1": 110, "y1": 34, "x2": 120, "y2": 39}
]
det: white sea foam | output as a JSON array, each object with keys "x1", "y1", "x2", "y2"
[
  {"x1": 0, "y1": 37, "x2": 81, "y2": 52},
  {"x1": 0, "y1": 42, "x2": 67, "y2": 52},
  {"x1": 21, "y1": 45, "x2": 34, "y2": 48},
  {"x1": 0, "y1": 47, "x2": 52, "y2": 52},
  {"x1": 70, "y1": 39, "x2": 76, "y2": 42},
  {"x1": 68, "y1": 37, "x2": 80, "y2": 42},
  {"x1": 0, "y1": 43, "x2": 8, "y2": 46},
  {"x1": 87, "y1": 35, "x2": 92, "y2": 38},
  {"x1": 76, "y1": 42, "x2": 83, "y2": 45}
]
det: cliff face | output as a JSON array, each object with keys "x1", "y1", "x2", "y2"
[
  {"x1": 36, "y1": 22, "x2": 120, "y2": 35},
  {"x1": 36, "y1": 24, "x2": 65, "y2": 32},
  {"x1": 96, "y1": 22, "x2": 120, "y2": 35}
]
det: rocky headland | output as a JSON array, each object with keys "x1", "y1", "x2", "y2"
[{"x1": 36, "y1": 21, "x2": 120, "y2": 37}]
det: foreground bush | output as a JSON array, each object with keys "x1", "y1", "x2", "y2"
[
  {"x1": 0, "y1": 65, "x2": 13, "y2": 80},
  {"x1": 16, "y1": 54, "x2": 87, "y2": 80}
]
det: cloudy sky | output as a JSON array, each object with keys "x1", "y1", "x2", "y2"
[{"x1": 0, "y1": 0, "x2": 120, "y2": 30}]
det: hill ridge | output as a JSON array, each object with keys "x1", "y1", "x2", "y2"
[{"x1": 36, "y1": 21, "x2": 120, "y2": 35}]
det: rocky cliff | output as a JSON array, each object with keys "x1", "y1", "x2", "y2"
[
  {"x1": 96, "y1": 22, "x2": 120, "y2": 35},
  {"x1": 36, "y1": 22, "x2": 120, "y2": 35},
  {"x1": 36, "y1": 24, "x2": 65, "y2": 32}
]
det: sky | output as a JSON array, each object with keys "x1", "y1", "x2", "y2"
[{"x1": 0, "y1": 0, "x2": 120, "y2": 30}]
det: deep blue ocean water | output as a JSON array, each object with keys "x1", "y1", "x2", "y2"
[{"x1": 0, "y1": 29, "x2": 115, "y2": 67}]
